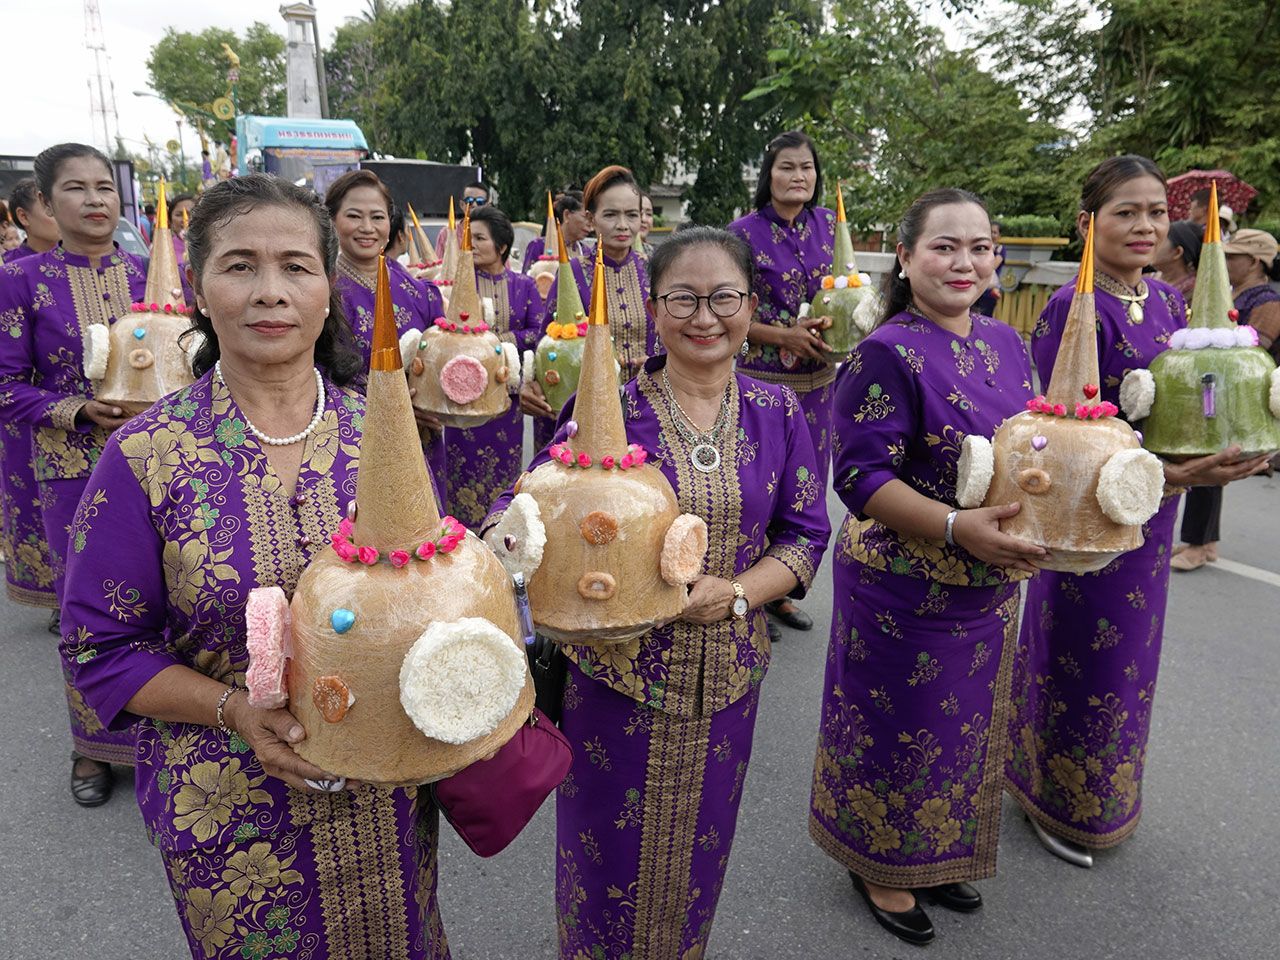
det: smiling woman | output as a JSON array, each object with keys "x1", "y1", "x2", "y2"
[
  {"x1": 58, "y1": 174, "x2": 454, "y2": 959},
  {"x1": 491, "y1": 225, "x2": 831, "y2": 959},
  {"x1": 0, "y1": 142, "x2": 147, "y2": 802}
]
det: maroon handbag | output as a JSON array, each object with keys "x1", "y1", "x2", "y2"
[{"x1": 430, "y1": 709, "x2": 572, "y2": 857}]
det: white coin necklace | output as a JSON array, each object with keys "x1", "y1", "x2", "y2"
[
  {"x1": 662, "y1": 370, "x2": 731, "y2": 473},
  {"x1": 215, "y1": 360, "x2": 326, "y2": 446}
]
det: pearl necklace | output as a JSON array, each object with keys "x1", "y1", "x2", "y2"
[{"x1": 215, "y1": 360, "x2": 326, "y2": 447}]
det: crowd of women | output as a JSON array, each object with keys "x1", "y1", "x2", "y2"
[{"x1": 0, "y1": 132, "x2": 1273, "y2": 959}]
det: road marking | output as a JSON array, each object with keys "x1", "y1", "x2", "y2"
[{"x1": 1211, "y1": 557, "x2": 1280, "y2": 589}]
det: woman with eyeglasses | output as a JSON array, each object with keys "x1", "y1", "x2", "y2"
[
  {"x1": 727, "y1": 130, "x2": 837, "y2": 635},
  {"x1": 521, "y1": 165, "x2": 655, "y2": 447},
  {"x1": 490, "y1": 226, "x2": 829, "y2": 959}
]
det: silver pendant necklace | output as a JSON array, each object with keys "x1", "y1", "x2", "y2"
[{"x1": 662, "y1": 370, "x2": 731, "y2": 473}]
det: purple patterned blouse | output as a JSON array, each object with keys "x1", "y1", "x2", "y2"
[
  {"x1": 60, "y1": 371, "x2": 371, "y2": 853},
  {"x1": 0, "y1": 244, "x2": 148, "y2": 480},
  {"x1": 727, "y1": 205, "x2": 837, "y2": 393},
  {"x1": 835, "y1": 310, "x2": 1034, "y2": 587},
  {"x1": 477, "y1": 266, "x2": 544, "y2": 352}
]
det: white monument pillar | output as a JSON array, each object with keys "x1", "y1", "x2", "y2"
[{"x1": 280, "y1": 3, "x2": 326, "y2": 118}]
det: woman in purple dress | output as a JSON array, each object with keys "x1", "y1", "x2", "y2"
[
  {"x1": 60, "y1": 175, "x2": 452, "y2": 960},
  {"x1": 522, "y1": 166, "x2": 654, "y2": 451},
  {"x1": 519, "y1": 189, "x2": 593, "y2": 273},
  {"x1": 728, "y1": 130, "x2": 837, "y2": 634},
  {"x1": 444, "y1": 205, "x2": 541, "y2": 526},
  {"x1": 490, "y1": 227, "x2": 830, "y2": 959},
  {"x1": 1, "y1": 177, "x2": 61, "y2": 615},
  {"x1": 0, "y1": 143, "x2": 147, "y2": 804},
  {"x1": 808, "y1": 189, "x2": 1045, "y2": 946},
  {"x1": 1005, "y1": 156, "x2": 1270, "y2": 867},
  {"x1": 324, "y1": 169, "x2": 449, "y2": 506}
]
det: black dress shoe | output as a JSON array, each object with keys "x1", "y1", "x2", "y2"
[
  {"x1": 47, "y1": 610, "x2": 61, "y2": 636},
  {"x1": 917, "y1": 881, "x2": 982, "y2": 912},
  {"x1": 70, "y1": 753, "x2": 113, "y2": 808},
  {"x1": 765, "y1": 599, "x2": 814, "y2": 631},
  {"x1": 766, "y1": 619, "x2": 782, "y2": 644},
  {"x1": 850, "y1": 871, "x2": 934, "y2": 946}
]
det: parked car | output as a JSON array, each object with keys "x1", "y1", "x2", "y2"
[{"x1": 115, "y1": 218, "x2": 150, "y2": 262}]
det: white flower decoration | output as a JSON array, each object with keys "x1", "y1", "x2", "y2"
[
  {"x1": 84, "y1": 323, "x2": 110, "y2": 381},
  {"x1": 1096, "y1": 448, "x2": 1164, "y2": 526},
  {"x1": 484, "y1": 493, "x2": 546, "y2": 581},
  {"x1": 1119, "y1": 368, "x2": 1155, "y2": 420},
  {"x1": 955, "y1": 434, "x2": 994, "y2": 508},
  {"x1": 399, "y1": 328, "x2": 423, "y2": 369},
  {"x1": 399, "y1": 617, "x2": 526, "y2": 744}
]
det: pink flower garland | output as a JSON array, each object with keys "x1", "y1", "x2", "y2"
[
  {"x1": 130, "y1": 302, "x2": 193, "y2": 316},
  {"x1": 547, "y1": 441, "x2": 649, "y2": 471},
  {"x1": 432, "y1": 313, "x2": 491, "y2": 335},
  {"x1": 330, "y1": 515, "x2": 467, "y2": 566},
  {"x1": 1025, "y1": 395, "x2": 1119, "y2": 420}
]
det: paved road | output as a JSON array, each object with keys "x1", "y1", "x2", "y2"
[{"x1": 2, "y1": 472, "x2": 1277, "y2": 960}]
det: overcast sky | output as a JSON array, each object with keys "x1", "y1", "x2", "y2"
[{"x1": 4, "y1": 0, "x2": 372, "y2": 158}]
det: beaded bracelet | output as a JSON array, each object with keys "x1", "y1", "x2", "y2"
[{"x1": 216, "y1": 686, "x2": 239, "y2": 735}]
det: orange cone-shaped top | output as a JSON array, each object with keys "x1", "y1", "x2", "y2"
[
  {"x1": 354, "y1": 255, "x2": 443, "y2": 551},
  {"x1": 408, "y1": 203, "x2": 433, "y2": 265},
  {"x1": 445, "y1": 207, "x2": 481, "y2": 324},
  {"x1": 543, "y1": 190, "x2": 559, "y2": 259},
  {"x1": 572, "y1": 245, "x2": 628, "y2": 459},
  {"x1": 439, "y1": 197, "x2": 460, "y2": 282},
  {"x1": 142, "y1": 178, "x2": 186, "y2": 309},
  {"x1": 1044, "y1": 215, "x2": 1100, "y2": 406},
  {"x1": 1187, "y1": 181, "x2": 1235, "y2": 330}
]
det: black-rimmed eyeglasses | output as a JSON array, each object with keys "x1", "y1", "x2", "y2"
[{"x1": 654, "y1": 289, "x2": 749, "y2": 319}]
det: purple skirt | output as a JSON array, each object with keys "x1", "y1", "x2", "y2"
[
  {"x1": 810, "y1": 556, "x2": 1019, "y2": 887},
  {"x1": 556, "y1": 662, "x2": 762, "y2": 959}
]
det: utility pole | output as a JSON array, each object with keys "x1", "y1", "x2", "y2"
[{"x1": 84, "y1": 0, "x2": 121, "y2": 152}]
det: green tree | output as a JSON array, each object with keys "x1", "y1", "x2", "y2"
[
  {"x1": 146, "y1": 23, "x2": 286, "y2": 140},
  {"x1": 748, "y1": 0, "x2": 1076, "y2": 229},
  {"x1": 987, "y1": 0, "x2": 1280, "y2": 218}
]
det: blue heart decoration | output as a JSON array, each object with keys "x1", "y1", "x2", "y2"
[{"x1": 330, "y1": 608, "x2": 356, "y2": 634}]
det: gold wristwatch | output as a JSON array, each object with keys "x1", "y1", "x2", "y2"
[{"x1": 729, "y1": 580, "x2": 749, "y2": 620}]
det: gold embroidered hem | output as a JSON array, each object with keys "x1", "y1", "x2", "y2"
[
  {"x1": 72, "y1": 732, "x2": 136, "y2": 765},
  {"x1": 6, "y1": 581, "x2": 58, "y2": 608},
  {"x1": 1003, "y1": 780, "x2": 1143, "y2": 850},
  {"x1": 840, "y1": 514, "x2": 1032, "y2": 589},
  {"x1": 764, "y1": 540, "x2": 817, "y2": 592},
  {"x1": 50, "y1": 396, "x2": 87, "y2": 432}
]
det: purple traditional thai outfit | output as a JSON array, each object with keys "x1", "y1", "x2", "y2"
[
  {"x1": 444, "y1": 266, "x2": 541, "y2": 527},
  {"x1": 3, "y1": 242, "x2": 37, "y2": 264},
  {"x1": 0, "y1": 244, "x2": 56, "y2": 606},
  {"x1": 809, "y1": 311, "x2": 1034, "y2": 887},
  {"x1": 60, "y1": 372, "x2": 451, "y2": 960},
  {"x1": 490, "y1": 357, "x2": 830, "y2": 959},
  {"x1": 520, "y1": 235, "x2": 593, "y2": 275},
  {"x1": 0, "y1": 243, "x2": 146, "y2": 763},
  {"x1": 534, "y1": 250, "x2": 655, "y2": 451},
  {"x1": 334, "y1": 257, "x2": 449, "y2": 509},
  {"x1": 727, "y1": 205, "x2": 838, "y2": 490},
  {"x1": 1006, "y1": 279, "x2": 1187, "y2": 849}
]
